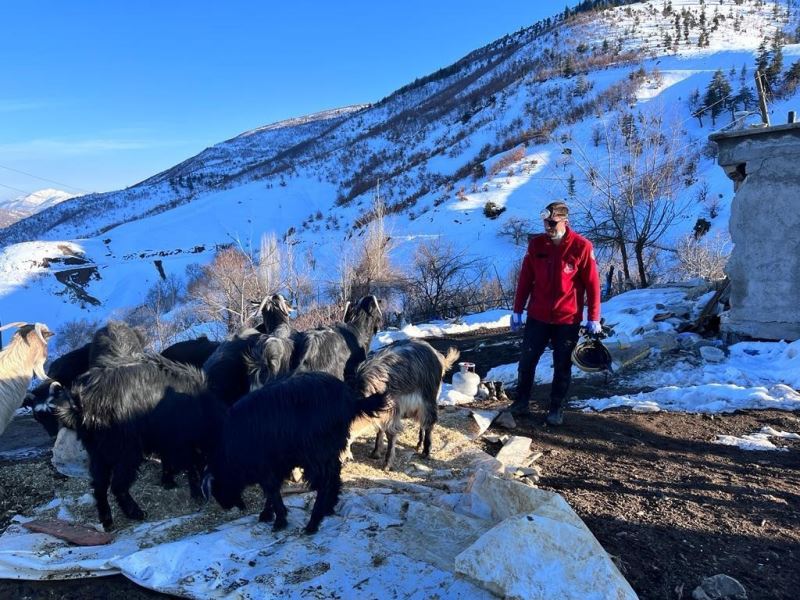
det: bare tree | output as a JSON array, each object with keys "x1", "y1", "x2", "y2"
[
  {"x1": 672, "y1": 232, "x2": 731, "y2": 281},
  {"x1": 405, "y1": 238, "x2": 487, "y2": 320},
  {"x1": 555, "y1": 110, "x2": 697, "y2": 287},
  {"x1": 351, "y1": 188, "x2": 399, "y2": 301}
]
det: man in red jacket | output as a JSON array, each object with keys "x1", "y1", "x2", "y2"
[{"x1": 508, "y1": 201, "x2": 601, "y2": 425}]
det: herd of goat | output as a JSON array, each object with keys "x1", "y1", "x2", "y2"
[{"x1": 0, "y1": 295, "x2": 459, "y2": 534}]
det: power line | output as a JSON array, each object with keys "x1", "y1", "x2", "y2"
[
  {"x1": 0, "y1": 163, "x2": 91, "y2": 194},
  {"x1": 0, "y1": 181, "x2": 35, "y2": 195}
]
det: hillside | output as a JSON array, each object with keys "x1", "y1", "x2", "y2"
[
  {"x1": 0, "y1": 189, "x2": 74, "y2": 228},
  {"x1": 1, "y1": 0, "x2": 799, "y2": 342}
]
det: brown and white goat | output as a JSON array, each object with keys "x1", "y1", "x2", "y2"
[
  {"x1": 0, "y1": 322, "x2": 54, "y2": 435},
  {"x1": 348, "y1": 339, "x2": 459, "y2": 470}
]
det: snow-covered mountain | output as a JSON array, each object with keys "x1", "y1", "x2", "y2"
[
  {"x1": 1, "y1": 0, "x2": 798, "y2": 341},
  {"x1": 0, "y1": 189, "x2": 75, "y2": 228}
]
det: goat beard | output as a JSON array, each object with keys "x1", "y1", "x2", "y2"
[{"x1": 33, "y1": 358, "x2": 48, "y2": 381}]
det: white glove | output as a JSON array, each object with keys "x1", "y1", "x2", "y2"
[
  {"x1": 586, "y1": 320, "x2": 602, "y2": 335},
  {"x1": 510, "y1": 313, "x2": 523, "y2": 332}
]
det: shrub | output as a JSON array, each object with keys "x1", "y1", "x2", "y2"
[{"x1": 483, "y1": 201, "x2": 506, "y2": 219}]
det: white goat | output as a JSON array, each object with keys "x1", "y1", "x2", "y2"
[{"x1": 0, "y1": 322, "x2": 54, "y2": 436}]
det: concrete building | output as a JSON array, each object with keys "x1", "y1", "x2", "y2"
[{"x1": 709, "y1": 122, "x2": 800, "y2": 341}]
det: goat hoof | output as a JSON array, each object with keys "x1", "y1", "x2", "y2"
[
  {"x1": 259, "y1": 510, "x2": 275, "y2": 523},
  {"x1": 100, "y1": 518, "x2": 114, "y2": 531},
  {"x1": 125, "y1": 507, "x2": 145, "y2": 521},
  {"x1": 304, "y1": 523, "x2": 319, "y2": 535},
  {"x1": 272, "y1": 519, "x2": 288, "y2": 533},
  {"x1": 369, "y1": 451, "x2": 382, "y2": 459},
  {"x1": 382, "y1": 463, "x2": 394, "y2": 472},
  {"x1": 420, "y1": 450, "x2": 431, "y2": 459}
]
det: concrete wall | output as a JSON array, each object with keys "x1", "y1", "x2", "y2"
[{"x1": 710, "y1": 123, "x2": 800, "y2": 341}]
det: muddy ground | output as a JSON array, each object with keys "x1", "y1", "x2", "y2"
[{"x1": 1, "y1": 329, "x2": 798, "y2": 599}]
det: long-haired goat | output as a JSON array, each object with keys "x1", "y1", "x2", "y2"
[
  {"x1": 0, "y1": 322, "x2": 53, "y2": 436},
  {"x1": 24, "y1": 342, "x2": 91, "y2": 436},
  {"x1": 202, "y1": 371, "x2": 386, "y2": 534},
  {"x1": 88, "y1": 321, "x2": 147, "y2": 366},
  {"x1": 54, "y1": 323, "x2": 226, "y2": 529},
  {"x1": 203, "y1": 328, "x2": 263, "y2": 405},
  {"x1": 349, "y1": 340, "x2": 459, "y2": 471},
  {"x1": 160, "y1": 335, "x2": 220, "y2": 369},
  {"x1": 245, "y1": 294, "x2": 298, "y2": 389},
  {"x1": 254, "y1": 293, "x2": 294, "y2": 335},
  {"x1": 291, "y1": 295, "x2": 382, "y2": 381}
]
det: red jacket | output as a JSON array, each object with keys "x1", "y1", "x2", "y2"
[{"x1": 513, "y1": 227, "x2": 600, "y2": 325}]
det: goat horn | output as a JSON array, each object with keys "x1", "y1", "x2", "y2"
[
  {"x1": 0, "y1": 321, "x2": 27, "y2": 332},
  {"x1": 342, "y1": 301, "x2": 351, "y2": 321},
  {"x1": 371, "y1": 296, "x2": 383, "y2": 318},
  {"x1": 34, "y1": 323, "x2": 51, "y2": 345}
]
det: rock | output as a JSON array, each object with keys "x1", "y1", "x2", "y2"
[
  {"x1": 469, "y1": 410, "x2": 500, "y2": 440},
  {"x1": 692, "y1": 574, "x2": 747, "y2": 600},
  {"x1": 495, "y1": 436, "x2": 533, "y2": 475},
  {"x1": 493, "y1": 411, "x2": 516, "y2": 429},
  {"x1": 51, "y1": 428, "x2": 90, "y2": 479},
  {"x1": 699, "y1": 345, "x2": 726, "y2": 363},
  {"x1": 530, "y1": 452, "x2": 543, "y2": 463}
]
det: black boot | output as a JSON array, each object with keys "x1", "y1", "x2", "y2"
[
  {"x1": 545, "y1": 397, "x2": 564, "y2": 426},
  {"x1": 507, "y1": 389, "x2": 530, "y2": 416}
]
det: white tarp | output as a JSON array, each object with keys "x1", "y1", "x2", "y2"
[{"x1": 0, "y1": 475, "x2": 638, "y2": 599}]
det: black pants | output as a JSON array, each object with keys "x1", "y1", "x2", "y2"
[{"x1": 515, "y1": 318, "x2": 581, "y2": 409}]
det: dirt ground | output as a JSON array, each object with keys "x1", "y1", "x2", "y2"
[{"x1": 1, "y1": 329, "x2": 798, "y2": 599}]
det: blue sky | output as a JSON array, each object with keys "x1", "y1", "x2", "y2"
[{"x1": 0, "y1": 1, "x2": 571, "y2": 202}]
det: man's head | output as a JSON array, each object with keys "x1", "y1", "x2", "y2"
[{"x1": 540, "y1": 201, "x2": 569, "y2": 239}]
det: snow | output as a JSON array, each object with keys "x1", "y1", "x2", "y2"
[
  {"x1": 373, "y1": 308, "x2": 511, "y2": 349},
  {"x1": 713, "y1": 426, "x2": 800, "y2": 451}
]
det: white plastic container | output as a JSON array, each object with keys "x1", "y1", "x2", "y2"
[{"x1": 452, "y1": 361, "x2": 480, "y2": 397}]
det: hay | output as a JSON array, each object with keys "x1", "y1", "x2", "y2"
[{"x1": 1, "y1": 407, "x2": 489, "y2": 541}]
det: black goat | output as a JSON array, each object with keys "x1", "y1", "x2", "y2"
[
  {"x1": 160, "y1": 336, "x2": 220, "y2": 369},
  {"x1": 88, "y1": 321, "x2": 147, "y2": 366},
  {"x1": 24, "y1": 343, "x2": 91, "y2": 436},
  {"x1": 254, "y1": 293, "x2": 294, "y2": 335},
  {"x1": 291, "y1": 295, "x2": 382, "y2": 381},
  {"x1": 29, "y1": 334, "x2": 220, "y2": 437},
  {"x1": 54, "y1": 324, "x2": 226, "y2": 530},
  {"x1": 202, "y1": 328, "x2": 263, "y2": 405},
  {"x1": 349, "y1": 340, "x2": 459, "y2": 470},
  {"x1": 202, "y1": 372, "x2": 385, "y2": 534}
]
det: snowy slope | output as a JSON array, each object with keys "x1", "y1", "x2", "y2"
[
  {"x1": 1, "y1": 0, "x2": 798, "y2": 337},
  {"x1": 0, "y1": 189, "x2": 75, "y2": 227}
]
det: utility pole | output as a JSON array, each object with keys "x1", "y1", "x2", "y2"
[{"x1": 754, "y1": 70, "x2": 771, "y2": 126}]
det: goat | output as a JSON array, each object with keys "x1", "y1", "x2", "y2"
[
  {"x1": 201, "y1": 371, "x2": 385, "y2": 534},
  {"x1": 254, "y1": 293, "x2": 294, "y2": 335},
  {"x1": 54, "y1": 323, "x2": 226, "y2": 529},
  {"x1": 0, "y1": 322, "x2": 54, "y2": 436},
  {"x1": 88, "y1": 321, "x2": 146, "y2": 367},
  {"x1": 291, "y1": 295, "x2": 382, "y2": 381},
  {"x1": 24, "y1": 342, "x2": 91, "y2": 437},
  {"x1": 160, "y1": 336, "x2": 220, "y2": 369},
  {"x1": 203, "y1": 328, "x2": 263, "y2": 405},
  {"x1": 28, "y1": 335, "x2": 219, "y2": 437},
  {"x1": 349, "y1": 340, "x2": 459, "y2": 471}
]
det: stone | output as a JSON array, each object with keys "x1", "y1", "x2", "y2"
[
  {"x1": 51, "y1": 428, "x2": 90, "y2": 479},
  {"x1": 691, "y1": 574, "x2": 747, "y2": 600},
  {"x1": 469, "y1": 410, "x2": 500, "y2": 440},
  {"x1": 699, "y1": 345, "x2": 726, "y2": 363},
  {"x1": 493, "y1": 411, "x2": 517, "y2": 429},
  {"x1": 495, "y1": 436, "x2": 533, "y2": 473}
]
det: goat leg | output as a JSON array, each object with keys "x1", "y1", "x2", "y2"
[
  {"x1": 420, "y1": 425, "x2": 434, "y2": 459},
  {"x1": 269, "y1": 487, "x2": 288, "y2": 532},
  {"x1": 160, "y1": 464, "x2": 177, "y2": 490},
  {"x1": 90, "y1": 458, "x2": 114, "y2": 530},
  {"x1": 258, "y1": 483, "x2": 274, "y2": 523},
  {"x1": 383, "y1": 433, "x2": 398, "y2": 471},
  {"x1": 111, "y1": 459, "x2": 146, "y2": 522},
  {"x1": 369, "y1": 430, "x2": 384, "y2": 459},
  {"x1": 415, "y1": 427, "x2": 424, "y2": 453}
]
